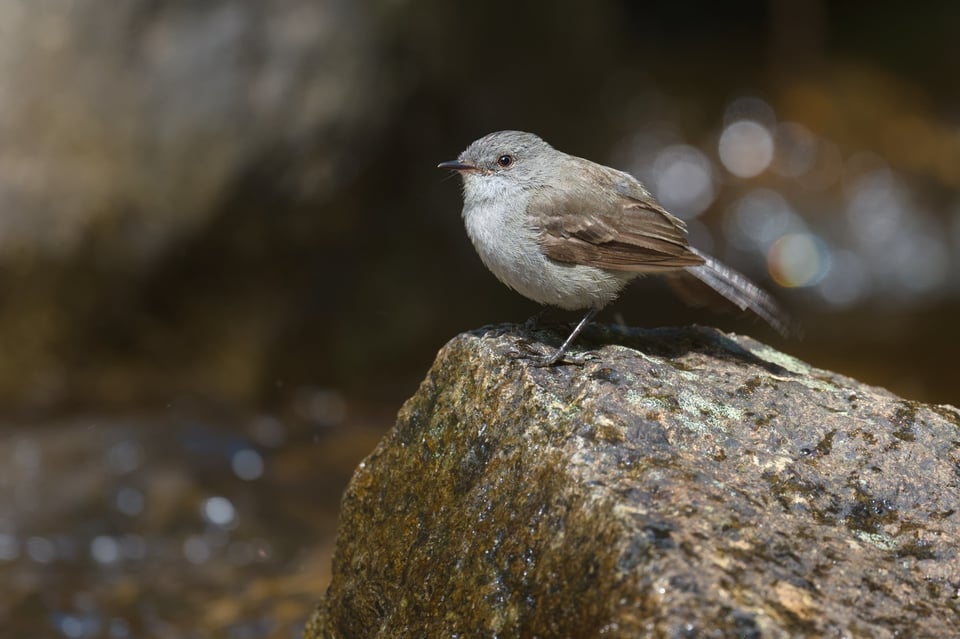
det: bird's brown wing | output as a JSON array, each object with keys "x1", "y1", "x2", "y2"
[{"x1": 533, "y1": 159, "x2": 705, "y2": 272}]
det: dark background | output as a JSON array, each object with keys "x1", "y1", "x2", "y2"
[
  {"x1": 1, "y1": 1, "x2": 958, "y2": 636},
  {"x1": 2, "y1": 1, "x2": 958, "y2": 414}
]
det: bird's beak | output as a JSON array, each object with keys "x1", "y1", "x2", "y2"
[{"x1": 437, "y1": 160, "x2": 475, "y2": 171}]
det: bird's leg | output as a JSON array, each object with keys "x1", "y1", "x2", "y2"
[{"x1": 530, "y1": 308, "x2": 598, "y2": 367}]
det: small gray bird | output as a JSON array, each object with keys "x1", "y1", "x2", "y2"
[{"x1": 439, "y1": 130, "x2": 790, "y2": 366}]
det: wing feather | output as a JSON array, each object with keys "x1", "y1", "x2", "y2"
[{"x1": 534, "y1": 157, "x2": 704, "y2": 272}]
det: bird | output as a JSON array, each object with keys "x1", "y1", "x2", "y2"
[{"x1": 439, "y1": 130, "x2": 791, "y2": 366}]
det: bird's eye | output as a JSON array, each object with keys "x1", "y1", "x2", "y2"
[{"x1": 497, "y1": 155, "x2": 513, "y2": 167}]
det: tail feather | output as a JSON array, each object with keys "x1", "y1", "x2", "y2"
[{"x1": 684, "y1": 248, "x2": 794, "y2": 337}]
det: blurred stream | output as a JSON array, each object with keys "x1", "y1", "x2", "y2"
[{"x1": 0, "y1": 401, "x2": 386, "y2": 638}]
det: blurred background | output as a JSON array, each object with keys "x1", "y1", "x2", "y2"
[{"x1": 1, "y1": 0, "x2": 958, "y2": 636}]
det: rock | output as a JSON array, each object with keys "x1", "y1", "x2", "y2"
[
  {"x1": 306, "y1": 324, "x2": 960, "y2": 638},
  {"x1": 0, "y1": 0, "x2": 384, "y2": 260}
]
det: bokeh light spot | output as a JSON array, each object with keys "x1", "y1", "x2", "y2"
[
  {"x1": 59, "y1": 614, "x2": 85, "y2": 639},
  {"x1": 231, "y1": 448, "x2": 264, "y2": 481},
  {"x1": 725, "y1": 189, "x2": 802, "y2": 251},
  {"x1": 115, "y1": 487, "x2": 144, "y2": 516},
  {"x1": 768, "y1": 233, "x2": 830, "y2": 288},
  {"x1": 26, "y1": 536, "x2": 55, "y2": 563},
  {"x1": 719, "y1": 120, "x2": 774, "y2": 178},
  {"x1": 892, "y1": 232, "x2": 950, "y2": 294},
  {"x1": 724, "y1": 96, "x2": 776, "y2": 126},
  {"x1": 773, "y1": 122, "x2": 817, "y2": 177},
  {"x1": 90, "y1": 535, "x2": 120, "y2": 564},
  {"x1": 0, "y1": 533, "x2": 20, "y2": 561},
  {"x1": 817, "y1": 250, "x2": 870, "y2": 308},
  {"x1": 105, "y1": 441, "x2": 143, "y2": 476},
  {"x1": 652, "y1": 145, "x2": 714, "y2": 219},
  {"x1": 292, "y1": 387, "x2": 347, "y2": 426},
  {"x1": 202, "y1": 496, "x2": 236, "y2": 527},
  {"x1": 183, "y1": 535, "x2": 211, "y2": 564},
  {"x1": 845, "y1": 170, "x2": 907, "y2": 246},
  {"x1": 249, "y1": 415, "x2": 286, "y2": 448}
]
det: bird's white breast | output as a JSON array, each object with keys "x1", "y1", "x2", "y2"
[{"x1": 460, "y1": 175, "x2": 633, "y2": 310}]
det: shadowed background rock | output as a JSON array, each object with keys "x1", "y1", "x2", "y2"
[
  {"x1": 307, "y1": 325, "x2": 960, "y2": 637},
  {"x1": 0, "y1": 0, "x2": 388, "y2": 406}
]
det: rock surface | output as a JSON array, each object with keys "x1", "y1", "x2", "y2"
[{"x1": 306, "y1": 324, "x2": 960, "y2": 638}]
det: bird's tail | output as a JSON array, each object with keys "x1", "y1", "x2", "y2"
[{"x1": 680, "y1": 248, "x2": 795, "y2": 337}]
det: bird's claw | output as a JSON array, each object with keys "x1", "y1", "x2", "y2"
[{"x1": 528, "y1": 349, "x2": 595, "y2": 367}]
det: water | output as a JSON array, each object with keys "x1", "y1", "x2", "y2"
[{"x1": 0, "y1": 408, "x2": 386, "y2": 638}]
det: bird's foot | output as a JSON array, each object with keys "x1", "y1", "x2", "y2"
[
  {"x1": 526, "y1": 345, "x2": 599, "y2": 367},
  {"x1": 506, "y1": 339, "x2": 565, "y2": 365}
]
